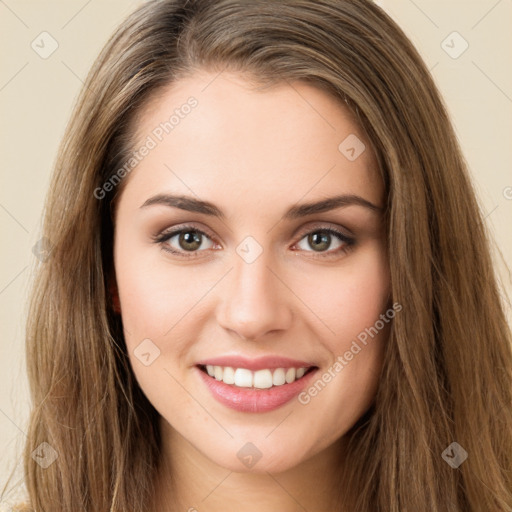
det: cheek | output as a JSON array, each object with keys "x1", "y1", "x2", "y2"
[
  {"x1": 298, "y1": 242, "x2": 390, "y2": 345},
  {"x1": 114, "y1": 247, "x2": 196, "y2": 408},
  {"x1": 114, "y1": 239, "x2": 203, "y2": 339},
  {"x1": 114, "y1": 258, "x2": 165, "y2": 336},
  {"x1": 293, "y1": 244, "x2": 390, "y2": 440}
]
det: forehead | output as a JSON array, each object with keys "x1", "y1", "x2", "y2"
[{"x1": 120, "y1": 71, "x2": 384, "y2": 214}]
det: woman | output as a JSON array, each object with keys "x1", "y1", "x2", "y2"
[{"x1": 2, "y1": 0, "x2": 511, "y2": 510}]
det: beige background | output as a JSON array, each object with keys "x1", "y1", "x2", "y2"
[{"x1": 1, "y1": 0, "x2": 511, "y2": 495}]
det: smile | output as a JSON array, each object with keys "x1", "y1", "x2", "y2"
[
  {"x1": 199, "y1": 364, "x2": 315, "y2": 388},
  {"x1": 195, "y1": 356, "x2": 319, "y2": 413}
]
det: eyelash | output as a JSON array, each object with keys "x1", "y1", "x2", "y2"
[{"x1": 152, "y1": 224, "x2": 356, "y2": 260}]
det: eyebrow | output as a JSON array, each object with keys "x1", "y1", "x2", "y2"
[{"x1": 140, "y1": 193, "x2": 383, "y2": 219}]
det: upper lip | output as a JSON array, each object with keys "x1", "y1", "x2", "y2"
[{"x1": 195, "y1": 355, "x2": 316, "y2": 371}]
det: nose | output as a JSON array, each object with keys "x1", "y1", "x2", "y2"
[{"x1": 216, "y1": 250, "x2": 294, "y2": 341}]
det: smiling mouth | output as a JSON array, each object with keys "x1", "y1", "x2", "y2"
[{"x1": 197, "y1": 364, "x2": 318, "y2": 389}]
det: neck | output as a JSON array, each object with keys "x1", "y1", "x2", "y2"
[{"x1": 151, "y1": 418, "x2": 351, "y2": 512}]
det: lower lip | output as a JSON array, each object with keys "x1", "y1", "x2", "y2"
[{"x1": 197, "y1": 367, "x2": 318, "y2": 413}]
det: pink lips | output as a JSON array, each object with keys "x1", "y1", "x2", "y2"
[{"x1": 195, "y1": 355, "x2": 318, "y2": 413}]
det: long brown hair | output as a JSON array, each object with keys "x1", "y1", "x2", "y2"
[{"x1": 4, "y1": 0, "x2": 511, "y2": 510}]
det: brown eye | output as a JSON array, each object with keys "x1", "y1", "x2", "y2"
[
  {"x1": 296, "y1": 229, "x2": 353, "y2": 254},
  {"x1": 178, "y1": 231, "x2": 203, "y2": 251},
  {"x1": 307, "y1": 232, "x2": 331, "y2": 251},
  {"x1": 154, "y1": 226, "x2": 216, "y2": 256}
]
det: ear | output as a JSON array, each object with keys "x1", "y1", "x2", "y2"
[{"x1": 108, "y1": 277, "x2": 122, "y2": 314}]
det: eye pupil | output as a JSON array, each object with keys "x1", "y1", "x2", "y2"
[
  {"x1": 179, "y1": 231, "x2": 202, "y2": 251},
  {"x1": 309, "y1": 232, "x2": 330, "y2": 251}
]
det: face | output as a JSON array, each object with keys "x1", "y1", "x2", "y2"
[{"x1": 112, "y1": 70, "x2": 391, "y2": 473}]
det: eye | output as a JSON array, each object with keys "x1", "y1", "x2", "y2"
[
  {"x1": 294, "y1": 227, "x2": 355, "y2": 256},
  {"x1": 152, "y1": 225, "x2": 217, "y2": 257},
  {"x1": 152, "y1": 224, "x2": 355, "y2": 259}
]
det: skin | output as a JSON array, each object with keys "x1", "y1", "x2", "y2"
[{"x1": 112, "y1": 70, "x2": 391, "y2": 511}]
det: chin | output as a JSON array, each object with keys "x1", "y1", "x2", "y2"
[{"x1": 199, "y1": 435, "x2": 309, "y2": 474}]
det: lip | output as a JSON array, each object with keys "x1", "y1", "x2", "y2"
[
  {"x1": 196, "y1": 365, "x2": 319, "y2": 413},
  {"x1": 195, "y1": 355, "x2": 316, "y2": 371}
]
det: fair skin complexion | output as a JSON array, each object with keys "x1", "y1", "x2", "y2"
[{"x1": 112, "y1": 70, "x2": 390, "y2": 511}]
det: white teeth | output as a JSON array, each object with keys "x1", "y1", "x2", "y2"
[
  {"x1": 234, "y1": 368, "x2": 253, "y2": 387},
  {"x1": 203, "y1": 365, "x2": 310, "y2": 388},
  {"x1": 272, "y1": 368, "x2": 286, "y2": 386},
  {"x1": 222, "y1": 366, "x2": 235, "y2": 384},
  {"x1": 285, "y1": 367, "x2": 296, "y2": 383},
  {"x1": 253, "y1": 369, "x2": 273, "y2": 389},
  {"x1": 214, "y1": 366, "x2": 223, "y2": 381}
]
